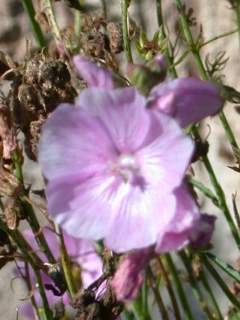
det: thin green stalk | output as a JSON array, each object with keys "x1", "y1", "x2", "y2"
[
  {"x1": 141, "y1": 275, "x2": 150, "y2": 320},
  {"x1": 56, "y1": 225, "x2": 77, "y2": 298},
  {"x1": 121, "y1": 0, "x2": 133, "y2": 63},
  {"x1": 132, "y1": 298, "x2": 151, "y2": 320},
  {"x1": 42, "y1": 0, "x2": 61, "y2": 42},
  {"x1": 24, "y1": 201, "x2": 56, "y2": 264},
  {"x1": 200, "y1": 270, "x2": 224, "y2": 320},
  {"x1": 188, "y1": 177, "x2": 219, "y2": 208},
  {"x1": 158, "y1": 1, "x2": 240, "y2": 248},
  {"x1": 235, "y1": 2, "x2": 240, "y2": 47},
  {"x1": 174, "y1": 0, "x2": 240, "y2": 152},
  {"x1": 13, "y1": 150, "x2": 56, "y2": 264},
  {"x1": 155, "y1": 0, "x2": 177, "y2": 78},
  {"x1": 21, "y1": 0, "x2": 45, "y2": 48},
  {"x1": 0, "y1": 220, "x2": 45, "y2": 269},
  {"x1": 158, "y1": 258, "x2": 181, "y2": 320},
  {"x1": 200, "y1": 29, "x2": 238, "y2": 49},
  {"x1": 25, "y1": 263, "x2": 41, "y2": 320},
  {"x1": 179, "y1": 251, "x2": 223, "y2": 320},
  {"x1": 101, "y1": 0, "x2": 107, "y2": 19},
  {"x1": 148, "y1": 267, "x2": 169, "y2": 320},
  {"x1": 74, "y1": 10, "x2": 82, "y2": 38},
  {"x1": 165, "y1": 254, "x2": 194, "y2": 320},
  {"x1": 34, "y1": 269, "x2": 53, "y2": 319},
  {"x1": 202, "y1": 255, "x2": 240, "y2": 309},
  {"x1": 156, "y1": 0, "x2": 163, "y2": 27},
  {"x1": 192, "y1": 128, "x2": 240, "y2": 249}
]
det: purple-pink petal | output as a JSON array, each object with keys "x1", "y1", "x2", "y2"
[
  {"x1": 111, "y1": 247, "x2": 154, "y2": 301},
  {"x1": 149, "y1": 77, "x2": 223, "y2": 127},
  {"x1": 156, "y1": 184, "x2": 200, "y2": 252},
  {"x1": 73, "y1": 55, "x2": 114, "y2": 89},
  {"x1": 190, "y1": 214, "x2": 216, "y2": 248}
]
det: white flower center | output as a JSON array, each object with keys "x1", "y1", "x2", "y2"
[{"x1": 110, "y1": 154, "x2": 146, "y2": 190}]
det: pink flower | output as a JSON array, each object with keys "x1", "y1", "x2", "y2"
[
  {"x1": 15, "y1": 228, "x2": 103, "y2": 319},
  {"x1": 39, "y1": 84, "x2": 194, "y2": 252},
  {"x1": 148, "y1": 77, "x2": 223, "y2": 128},
  {"x1": 39, "y1": 56, "x2": 217, "y2": 254}
]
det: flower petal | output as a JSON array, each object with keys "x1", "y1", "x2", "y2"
[
  {"x1": 73, "y1": 55, "x2": 114, "y2": 89},
  {"x1": 77, "y1": 87, "x2": 149, "y2": 152},
  {"x1": 111, "y1": 247, "x2": 153, "y2": 301},
  {"x1": 39, "y1": 103, "x2": 116, "y2": 181},
  {"x1": 190, "y1": 214, "x2": 216, "y2": 248},
  {"x1": 47, "y1": 174, "x2": 114, "y2": 240},
  {"x1": 149, "y1": 77, "x2": 223, "y2": 127},
  {"x1": 156, "y1": 184, "x2": 200, "y2": 252},
  {"x1": 136, "y1": 112, "x2": 194, "y2": 191},
  {"x1": 105, "y1": 186, "x2": 176, "y2": 252}
]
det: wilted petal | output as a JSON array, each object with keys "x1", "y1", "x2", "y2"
[
  {"x1": 190, "y1": 214, "x2": 216, "y2": 248},
  {"x1": 149, "y1": 77, "x2": 223, "y2": 127},
  {"x1": 73, "y1": 55, "x2": 114, "y2": 89},
  {"x1": 156, "y1": 184, "x2": 200, "y2": 252},
  {"x1": 111, "y1": 247, "x2": 154, "y2": 301}
]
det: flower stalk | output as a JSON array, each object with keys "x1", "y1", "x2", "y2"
[
  {"x1": 174, "y1": 0, "x2": 239, "y2": 152},
  {"x1": 121, "y1": 0, "x2": 133, "y2": 63},
  {"x1": 21, "y1": 0, "x2": 46, "y2": 48},
  {"x1": 165, "y1": 254, "x2": 194, "y2": 320}
]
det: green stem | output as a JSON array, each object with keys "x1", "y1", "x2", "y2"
[
  {"x1": 159, "y1": 1, "x2": 240, "y2": 248},
  {"x1": 200, "y1": 271, "x2": 224, "y2": 320},
  {"x1": 101, "y1": 0, "x2": 107, "y2": 19},
  {"x1": 121, "y1": 0, "x2": 133, "y2": 63},
  {"x1": 25, "y1": 263, "x2": 41, "y2": 319},
  {"x1": 174, "y1": 0, "x2": 239, "y2": 151},
  {"x1": 202, "y1": 255, "x2": 240, "y2": 309},
  {"x1": 56, "y1": 225, "x2": 77, "y2": 298},
  {"x1": 192, "y1": 128, "x2": 240, "y2": 249},
  {"x1": 158, "y1": 258, "x2": 181, "y2": 320},
  {"x1": 165, "y1": 254, "x2": 194, "y2": 320},
  {"x1": 21, "y1": 0, "x2": 45, "y2": 48},
  {"x1": 155, "y1": 0, "x2": 177, "y2": 78},
  {"x1": 155, "y1": 0, "x2": 163, "y2": 27},
  {"x1": 34, "y1": 269, "x2": 53, "y2": 319},
  {"x1": 132, "y1": 298, "x2": 151, "y2": 320},
  {"x1": 42, "y1": 0, "x2": 62, "y2": 42},
  {"x1": 24, "y1": 201, "x2": 56, "y2": 264},
  {"x1": 0, "y1": 220, "x2": 44, "y2": 268},
  {"x1": 235, "y1": 2, "x2": 240, "y2": 48},
  {"x1": 179, "y1": 251, "x2": 223, "y2": 320},
  {"x1": 148, "y1": 267, "x2": 169, "y2": 320},
  {"x1": 188, "y1": 177, "x2": 219, "y2": 208},
  {"x1": 200, "y1": 29, "x2": 238, "y2": 48},
  {"x1": 13, "y1": 150, "x2": 56, "y2": 264}
]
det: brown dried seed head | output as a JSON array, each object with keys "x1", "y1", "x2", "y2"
[
  {"x1": 0, "y1": 167, "x2": 20, "y2": 197},
  {"x1": 106, "y1": 22, "x2": 123, "y2": 54}
]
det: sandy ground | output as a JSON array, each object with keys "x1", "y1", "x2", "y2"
[{"x1": 0, "y1": 1, "x2": 240, "y2": 319}]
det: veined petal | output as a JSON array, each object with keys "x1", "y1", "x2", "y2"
[
  {"x1": 77, "y1": 87, "x2": 149, "y2": 152},
  {"x1": 105, "y1": 185, "x2": 176, "y2": 252},
  {"x1": 136, "y1": 112, "x2": 194, "y2": 191},
  {"x1": 47, "y1": 174, "x2": 115, "y2": 240},
  {"x1": 73, "y1": 55, "x2": 114, "y2": 89},
  {"x1": 39, "y1": 103, "x2": 116, "y2": 181}
]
